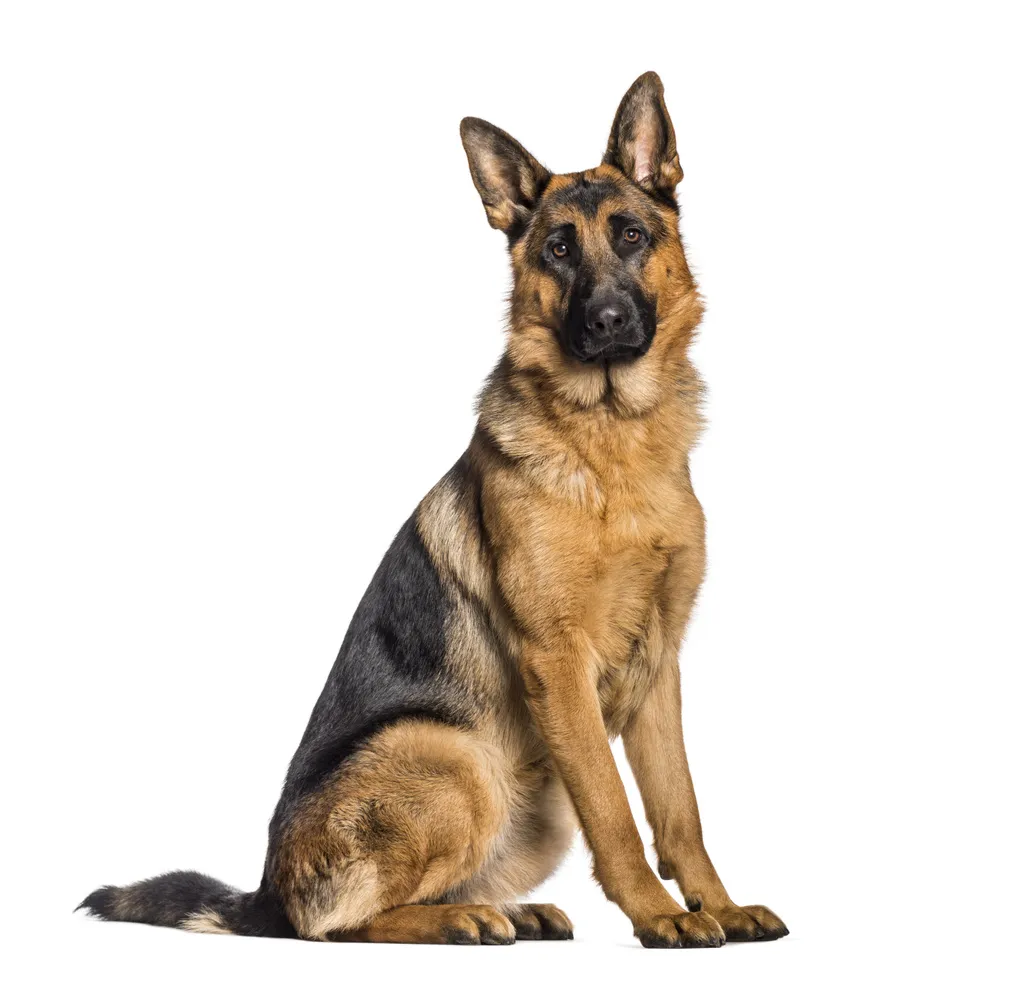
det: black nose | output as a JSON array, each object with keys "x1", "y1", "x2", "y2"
[{"x1": 586, "y1": 303, "x2": 627, "y2": 339}]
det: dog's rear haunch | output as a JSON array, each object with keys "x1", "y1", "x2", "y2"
[{"x1": 80, "y1": 72, "x2": 788, "y2": 948}]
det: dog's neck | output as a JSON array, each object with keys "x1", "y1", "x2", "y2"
[{"x1": 475, "y1": 290, "x2": 705, "y2": 499}]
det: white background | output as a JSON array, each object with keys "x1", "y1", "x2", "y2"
[{"x1": 2, "y1": 2, "x2": 1022, "y2": 981}]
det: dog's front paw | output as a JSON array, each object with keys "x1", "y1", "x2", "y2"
[
  {"x1": 702, "y1": 903, "x2": 788, "y2": 942},
  {"x1": 634, "y1": 911, "x2": 726, "y2": 949}
]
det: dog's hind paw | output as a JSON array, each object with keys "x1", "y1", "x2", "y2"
[{"x1": 506, "y1": 903, "x2": 574, "y2": 940}]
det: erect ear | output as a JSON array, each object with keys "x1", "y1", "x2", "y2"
[
  {"x1": 604, "y1": 71, "x2": 683, "y2": 197},
  {"x1": 460, "y1": 117, "x2": 550, "y2": 235}
]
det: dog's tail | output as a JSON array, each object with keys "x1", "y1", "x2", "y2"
[{"x1": 77, "y1": 871, "x2": 296, "y2": 938}]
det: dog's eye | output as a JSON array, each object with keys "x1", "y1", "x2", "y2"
[
  {"x1": 551, "y1": 242, "x2": 569, "y2": 259},
  {"x1": 623, "y1": 227, "x2": 643, "y2": 244}
]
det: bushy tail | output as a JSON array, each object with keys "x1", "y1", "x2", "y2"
[{"x1": 77, "y1": 871, "x2": 296, "y2": 938}]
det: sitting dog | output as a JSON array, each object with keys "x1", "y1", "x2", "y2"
[{"x1": 80, "y1": 71, "x2": 788, "y2": 948}]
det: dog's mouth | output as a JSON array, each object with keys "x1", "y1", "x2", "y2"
[{"x1": 570, "y1": 333, "x2": 654, "y2": 365}]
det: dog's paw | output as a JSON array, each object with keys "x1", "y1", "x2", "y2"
[
  {"x1": 507, "y1": 903, "x2": 574, "y2": 940},
  {"x1": 634, "y1": 910, "x2": 726, "y2": 949},
  {"x1": 702, "y1": 903, "x2": 788, "y2": 942}
]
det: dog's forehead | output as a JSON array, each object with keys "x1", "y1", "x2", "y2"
[{"x1": 536, "y1": 167, "x2": 663, "y2": 234}]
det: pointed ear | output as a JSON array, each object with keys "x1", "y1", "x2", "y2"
[
  {"x1": 460, "y1": 117, "x2": 550, "y2": 235},
  {"x1": 604, "y1": 71, "x2": 683, "y2": 197}
]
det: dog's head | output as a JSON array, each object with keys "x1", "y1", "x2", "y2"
[{"x1": 461, "y1": 72, "x2": 700, "y2": 415}]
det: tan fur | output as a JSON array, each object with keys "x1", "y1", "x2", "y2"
[{"x1": 338, "y1": 904, "x2": 517, "y2": 945}]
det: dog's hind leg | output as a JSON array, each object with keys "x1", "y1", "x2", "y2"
[{"x1": 269, "y1": 719, "x2": 511, "y2": 942}]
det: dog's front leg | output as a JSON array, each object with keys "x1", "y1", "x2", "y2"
[
  {"x1": 520, "y1": 641, "x2": 725, "y2": 949},
  {"x1": 622, "y1": 659, "x2": 789, "y2": 941}
]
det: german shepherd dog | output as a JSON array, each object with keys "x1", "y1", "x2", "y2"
[{"x1": 80, "y1": 72, "x2": 788, "y2": 948}]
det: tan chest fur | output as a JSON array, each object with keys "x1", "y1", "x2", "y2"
[
  {"x1": 478, "y1": 377, "x2": 706, "y2": 734},
  {"x1": 576, "y1": 453, "x2": 704, "y2": 733}
]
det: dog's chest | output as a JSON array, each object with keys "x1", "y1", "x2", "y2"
[
  {"x1": 580, "y1": 484, "x2": 694, "y2": 732},
  {"x1": 583, "y1": 538, "x2": 672, "y2": 733},
  {"x1": 482, "y1": 434, "x2": 702, "y2": 729}
]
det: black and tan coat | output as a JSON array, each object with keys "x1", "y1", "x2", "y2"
[{"x1": 80, "y1": 72, "x2": 788, "y2": 949}]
